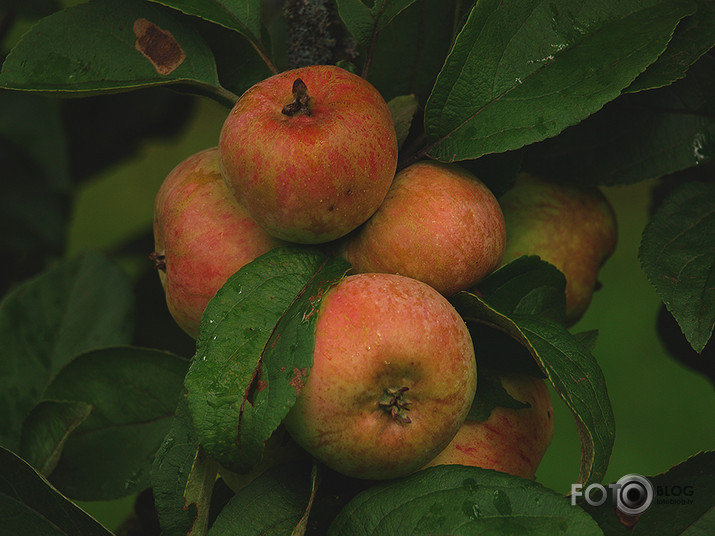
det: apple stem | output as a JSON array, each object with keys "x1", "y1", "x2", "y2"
[
  {"x1": 281, "y1": 78, "x2": 311, "y2": 117},
  {"x1": 379, "y1": 386, "x2": 412, "y2": 424},
  {"x1": 150, "y1": 251, "x2": 166, "y2": 272}
]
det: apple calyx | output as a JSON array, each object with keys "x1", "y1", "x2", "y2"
[
  {"x1": 150, "y1": 251, "x2": 166, "y2": 272},
  {"x1": 281, "y1": 78, "x2": 311, "y2": 117},
  {"x1": 379, "y1": 386, "x2": 412, "y2": 424}
]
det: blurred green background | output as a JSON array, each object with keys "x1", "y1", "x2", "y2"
[{"x1": 61, "y1": 96, "x2": 713, "y2": 530}]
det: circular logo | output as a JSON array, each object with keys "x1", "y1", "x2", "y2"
[{"x1": 615, "y1": 474, "x2": 654, "y2": 516}]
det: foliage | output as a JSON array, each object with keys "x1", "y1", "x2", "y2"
[{"x1": 0, "y1": 0, "x2": 712, "y2": 535}]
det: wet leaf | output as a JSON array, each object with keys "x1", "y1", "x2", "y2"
[
  {"x1": 328, "y1": 465, "x2": 603, "y2": 535},
  {"x1": 424, "y1": 0, "x2": 696, "y2": 161},
  {"x1": 184, "y1": 247, "x2": 349, "y2": 473}
]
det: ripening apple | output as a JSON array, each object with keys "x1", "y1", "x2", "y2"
[
  {"x1": 152, "y1": 148, "x2": 283, "y2": 338},
  {"x1": 425, "y1": 374, "x2": 554, "y2": 479},
  {"x1": 340, "y1": 161, "x2": 506, "y2": 296},
  {"x1": 498, "y1": 173, "x2": 617, "y2": 324},
  {"x1": 283, "y1": 273, "x2": 477, "y2": 480},
  {"x1": 219, "y1": 65, "x2": 398, "y2": 244}
]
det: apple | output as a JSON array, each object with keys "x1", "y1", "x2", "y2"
[
  {"x1": 152, "y1": 148, "x2": 283, "y2": 338},
  {"x1": 218, "y1": 65, "x2": 398, "y2": 244},
  {"x1": 339, "y1": 161, "x2": 506, "y2": 296},
  {"x1": 425, "y1": 374, "x2": 554, "y2": 479},
  {"x1": 283, "y1": 272, "x2": 477, "y2": 480},
  {"x1": 498, "y1": 172, "x2": 617, "y2": 324}
]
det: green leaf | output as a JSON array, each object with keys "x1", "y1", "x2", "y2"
[
  {"x1": 451, "y1": 292, "x2": 615, "y2": 485},
  {"x1": 237, "y1": 255, "x2": 351, "y2": 474},
  {"x1": 0, "y1": 445, "x2": 113, "y2": 536},
  {"x1": 0, "y1": 252, "x2": 134, "y2": 451},
  {"x1": 424, "y1": 0, "x2": 696, "y2": 162},
  {"x1": 640, "y1": 181, "x2": 715, "y2": 353},
  {"x1": 474, "y1": 256, "x2": 567, "y2": 324},
  {"x1": 152, "y1": 398, "x2": 217, "y2": 536},
  {"x1": 522, "y1": 55, "x2": 715, "y2": 185},
  {"x1": 336, "y1": 0, "x2": 416, "y2": 49},
  {"x1": 581, "y1": 451, "x2": 714, "y2": 535},
  {"x1": 19, "y1": 400, "x2": 92, "y2": 476},
  {"x1": 0, "y1": 0, "x2": 225, "y2": 99},
  {"x1": 184, "y1": 247, "x2": 349, "y2": 473},
  {"x1": 208, "y1": 461, "x2": 315, "y2": 536},
  {"x1": 467, "y1": 372, "x2": 531, "y2": 422},
  {"x1": 148, "y1": 0, "x2": 263, "y2": 44},
  {"x1": 387, "y1": 94, "x2": 419, "y2": 150},
  {"x1": 328, "y1": 465, "x2": 603, "y2": 535},
  {"x1": 42, "y1": 347, "x2": 189, "y2": 500},
  {"x1": 574, "y1": 330, "x2": 600, "y2": 354},
  {"x1": 627, "y1": 0, "x2": 715, "y2": 92},
  {"x1": 367, "y1": 0, "x2": 460, "y2": 103}
]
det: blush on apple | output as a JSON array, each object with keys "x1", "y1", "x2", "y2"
[
  {"x1": 152, "y1": 147, "x2": 283, "y2": 338},
  {"x1": 339, "y1": 161, "x2": 506, "y2": 296},
  {"x1": 425, "y1": 374, "x2": 554, "y2": 480},
  {"x1": 219, "y1": 65, "x2": 398, "y2": 244},
  {"x1": 283, "y1": 273, "x2": 477, "y2": 480}
]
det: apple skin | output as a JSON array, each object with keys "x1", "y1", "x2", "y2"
[
  {"x1": 153, "y1": 148, "x2": 283, "y2": 338},
  {"x1": 425, "y1": 375, "x2": 554, "y2": 479},
  {"x1": 498, "y1": 172, "x2": 617, "y2": 325},
  {"x1": 283, "y1": 273, "x2": 477, "y2": 480},
  {"x1": 218, "y1": 65, "x2": 398, "y2": 244},
  {"x1": 339, "y1": 161, "x2": 506, "y2": 296}
]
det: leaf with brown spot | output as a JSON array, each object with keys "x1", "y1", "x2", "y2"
[
  {"x1": 0, "y1": 0, "x2": 224, "y2": 99},
  {"x1": 133, "y1": 18, "x2": 186, "y2": 76},
  {"x1": 184, "y1": 247, "x2": 350, "y2": 474}
]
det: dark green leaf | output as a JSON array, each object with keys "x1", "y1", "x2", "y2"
[
  {"x1": 474, "y1": 256, "x2": 567, "y2": 324},
  {"x1": 581, "y1": 451, "x2": 714, "y2": 535},
  {"x1": 0, "y1": 252, "x2": 134, "y2": 450},
  {"x1": 459, "y1": 150, "x2": 524, "y2": 197},
  {"x1": 0, "y1": 0, "x2": 226, "y2": 99},
  {"x1": 237, "y1": 254, "x2": 350, "y2": 474},
  {"x1": 467, "y1": 372, "x2": 531, "y2": 422},
  {"x1": 367, "y1": 0, "x2": 460, "y2": 103},
  {"x1": 627, "y1": 0, "x2": 715, "y2": 92},
  {"x1": 640, "y1": 181, "x2": 715, "y2": 352},
  {"x1": 148, "y1": 0, "x2": 263, "y2": 44},
  {"x1": 522, "y1": 55, "x2": 715, "y2": 185},
  {"x1": 184, "y1": 247, "x2": 348, "y2": 473},
  {"x1": 152, "y1": 397, "x2": 217, "y2": 536},
  {"x1": 424, "y1": 0, "x2": 696, "y2": 161},
  {"x1": 336, "y1": 0, "x2": 416, "y2": 48},
  {"x1": 451, "y1": 292, "x2": 615, "y2": 485},
  {"x1": 19, "y1": 400, "x2": 92, "y2": 476},
  {"x1": 387, "y1": 94, "x2": 418, "y2": 150},
  {"x1": 208, "y1": 461, "x2": 315, "y2": 536},
  {"x1": 328, "y1": 465, "x2": 603, "y2": 535},
  {"x1": 0, "y1": 445, "x2": 113, "y2": 536},
  {"x1": 42, "y1": 347, "x2": 189, "y2": 500}
]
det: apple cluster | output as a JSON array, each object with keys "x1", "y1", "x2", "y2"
[{"x1": 152, "y1": 65, "x2": 617, "y2": 482}]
